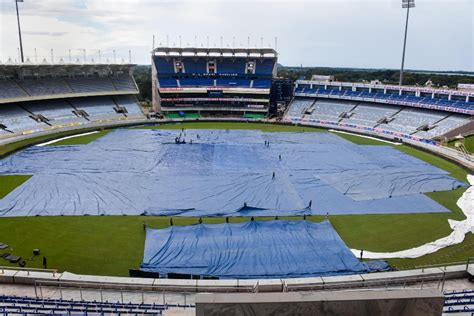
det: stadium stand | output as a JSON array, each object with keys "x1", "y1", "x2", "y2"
[
  {"x1": 22, "y1": 99, "x2": 82, "y2": 125},
  {"x1": 443, "y1": 289, "x2": 474, "y2": 314},
  {"x1": 0, "y1": 104, "x2": 44, "y2": 133},
  {"x1": 340, "y1": 103, "x2": 401, "y2": 127},
  {"x1": 152, "y1": 47, "x2": 277, "y2": 116},
  {"x1": 309, "y1": 99, "x2": 357, "y2": 122},
  {"x1": 67, "y1": 77, "x2": 117, "y2": 93},
  {"x1": 0, "y1": 64, "x2": 143, "y2": 140},
  {"x1": 381, "y1": 108, "x2": 450, "y2": 135},
  {"x1": 0, "y1": 295, "x2": 183, "y2": 315},
  {"x1": 69, "y1": 96, "x2": 124, "y2": 120},
  {"x1": 285, "y1": 97, "x2": 472, "y2": 139},
  {"x1": 295, "y1": 80, "x2": 474, "y2": 114},
  {"x1": 0, "y1": 80, "x2": 28, "y2": 99},
  {"x1": 21, "y1": 78, "x2": 72, "y2": 96}
]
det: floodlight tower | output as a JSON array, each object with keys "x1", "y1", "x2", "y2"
[
  {"x1": 15, "y1": 0, "x2": 25, "y2": 63},
  {"x1": 399, "y1": 0, "x2": 415, "y2": 86}
]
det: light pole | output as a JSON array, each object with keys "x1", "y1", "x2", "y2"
[
  {"x1": 15, "y1": 0, "x2": 24, "y2": 63},
  {"x1": 399, "y1": 0, "x2": 415, "y2": 86}
]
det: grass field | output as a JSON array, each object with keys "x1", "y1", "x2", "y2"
[
  {"x1": 49, "y1": 131, "x2": 111, "y2": 146},
  {"x1": 0, "y1": 121, "x2": 472, "y2": 276},
  {"x1": 0, "y1": 175, "x2": 32, "y2": 199}
]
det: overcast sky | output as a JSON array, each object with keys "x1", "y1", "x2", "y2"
[{"x1": 0, "y1": 0, "x2": 473, "y2": 71}]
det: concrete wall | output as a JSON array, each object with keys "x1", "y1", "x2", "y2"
[{"x1": 195, "y1": 289, "x2": 445, "y2": 316}]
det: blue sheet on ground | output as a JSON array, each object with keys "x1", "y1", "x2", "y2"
[
  {"x1": 0, "y1": 129, "x2": 464, "y2": 217},
  {"x1": 141, "y1": 220, "x2": 387, "y2": 279}
]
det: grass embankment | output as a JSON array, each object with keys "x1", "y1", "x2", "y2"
[{"x1": 0, "y1": 122, "x2": 472, "y2": 275}]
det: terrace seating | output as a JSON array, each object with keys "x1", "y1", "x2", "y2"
[
  {"x1": 309, "y1": 99, "x2": 356, "y2": 122},
  {"x1": 381, "y1": 108, "x2": 449, "y2": 135},
  {"x1": 114, "y1": 95, "x2": 144, "y2": 117},
  {"x1": 216, "y1": 59, "x2": 247, "y2": 74},
  {"x1": 159, "y1": 77, "x2": 179, "y2": 88},
  {"x1": 414, "y1": 114, "x2": 471, "y2": 138},
  {"x1": 443, "y1": 289, "x2": 474, "y2": 314},
  {"x1": 0, "y1": 295, "x2": 177, "y2": 315},
  {"x1": 67, "y1": 77, "x2": 116, "y2": 93},
  {"x1": 23, "y1": 100, "x2": 83, "y2": 126},
  {"x1": 0, "y1": 80, "x2": 28, "y2": 99},
  {"x1": 0, "y1": 104, "x2": 44, "y2": 133},
  {"x1": 255, "y1": 59, "x2": 275, "y2": 75},
  {"x1": 21, "y1": 78, "x2": 72, "y2": 96},
  {"x1": 286, "y1": 98, "x2": 315, "y2": 117},
  {"x1": 340, "y1": 103, "x2": 401, "y2": 127},
  {"x1": 111, "y1": 76, "x2": 137, "y2": 91},
  {"x1": 69, "y1": 96, "x2": 123, "y2": 120}
]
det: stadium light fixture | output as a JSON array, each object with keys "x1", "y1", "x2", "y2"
[
  {"x1": 399, "y1": 0, "x2": 415, "y2": 86},
  {"x1": 15, "y1": 0, "x2": 24, "y2": 63}
]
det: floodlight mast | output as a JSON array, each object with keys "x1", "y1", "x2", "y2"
[
  {"x1": 399, "y1": 0, "x2": 415, "y2": 86},
  {"x1": 15, "y1": 0, "x2": 24, "y2": 63}
]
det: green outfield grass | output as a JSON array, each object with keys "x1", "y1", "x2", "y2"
[
  {"x1": 49, "y1": 131, "x2": 111, "y2": 146},
  {"x1": 0, "y1": 175, "x2": 32, "y2": 199},
  {"x1": 0, "y1": 121, "x2": 472, "y2": 276}
]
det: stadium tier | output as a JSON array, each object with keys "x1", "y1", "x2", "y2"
[
  {"x1": 285, "y1": 97, "x2": 472, "y2": 140},
  {"x1": 295, "y1": 80, "x2": 474, "y2": 115},
  {"x1": 0, "y1": 64, "x2": 144, "y2": 139},
  {"x1": 152, "y1": 47, "x2": 277, "y2": 117}
]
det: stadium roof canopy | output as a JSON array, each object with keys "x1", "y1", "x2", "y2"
[{"x1": 152, "y1": 47, "x2": 277, "y2": 58}]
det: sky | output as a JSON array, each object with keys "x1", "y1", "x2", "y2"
[{"x1": 0, "y1": 0, "x2": 473, "y2": 71}]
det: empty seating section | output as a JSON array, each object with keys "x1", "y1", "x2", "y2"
[
  {"x1": 380, "y1": 108, "x2": 448, "y2": 134},
  {"x1": 111, "y1": 76, "x2": 136, "y2": 91},
  {"x1": 443, "y1": 289, "x2": 474, "y2": 314},
  {"x1": 309, "y1": 100, "x2": 356, "y2": 122},
  {"x1": 183, "y1": 59, "x2": 207, "y2": 73},
  {"x1": 253, "y1": 79, "x2": 272, "y2": 88},
  {"x1": 180, "y1": 78, "x2": 214, "y2": 87},
  {"x1": 0, "y1": 295, "x2": 175, "y2": 315},
  {"x1": 0, "y1": 77, "x2": 138, "y2": 101},
  {"x1": 414, "y1": 114, "x2": 471, "y2": 138},
  {"x1": 216, "y1": 59, "x2": 247, "y2": 74},
  {"x1": 159, "y1": 78, "x2": 179, "y2": 88},
  {"x1": 342, "y1": 103, "x2": 401, "y2": 127},
  {"x1": 0, "y1": 80, "x2": 28, "y2": 99},
  {"x1": 286, "y1": 99, "x2": 314, "y2": 117},
  {"x1": 69, "y1": 97, "x2": 122, "y2": 120},
  {"x1": 0, "y1": 105, "x2": 42, "y2": 133},
  {"x1": 155, "y1": 57, "x2": 175, "y2": 74},
  {"x1": 115, "y1": 95, "x2": 143, "y2": 117},
  {"x1": 23, "y1": 100, "x2": 81, "y2": 125},
  {"x1": 67, "y1": 77, "x2": 116, "y2": 93},
  {"x1": 255, "y1": 59, "x2": 275, "y2": 75},
  {"x1": 21, "y1": 78, "x2": 72, "y2": 96},
  {"x1": 285, "y1": 97, "x2": 471, "y2": 139},
  {"x1": 296, "y1": 86, "x2": 474, "y2": 113},
  {"x1": 216, "y1": 78, "x2": 251, "y2": 87}
]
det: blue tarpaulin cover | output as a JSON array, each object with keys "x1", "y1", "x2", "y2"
[
  {"x1": 0, "y1": 129, "x2": 464, "y2": 217},
  {"x1": 141, "y1": 220, "x2": 386, "y2": 279}
]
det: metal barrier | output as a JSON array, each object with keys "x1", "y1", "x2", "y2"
[{"x1": 0, "y1": 266, "x2": 58, "y2": 277}]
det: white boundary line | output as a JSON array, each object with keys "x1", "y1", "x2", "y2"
[
  {"x1": 329, "y1": 129, "x2": 402, "y2": 145},
  {"x1": 36, "y1": 131, "x2": 100, "y2": 147}
]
